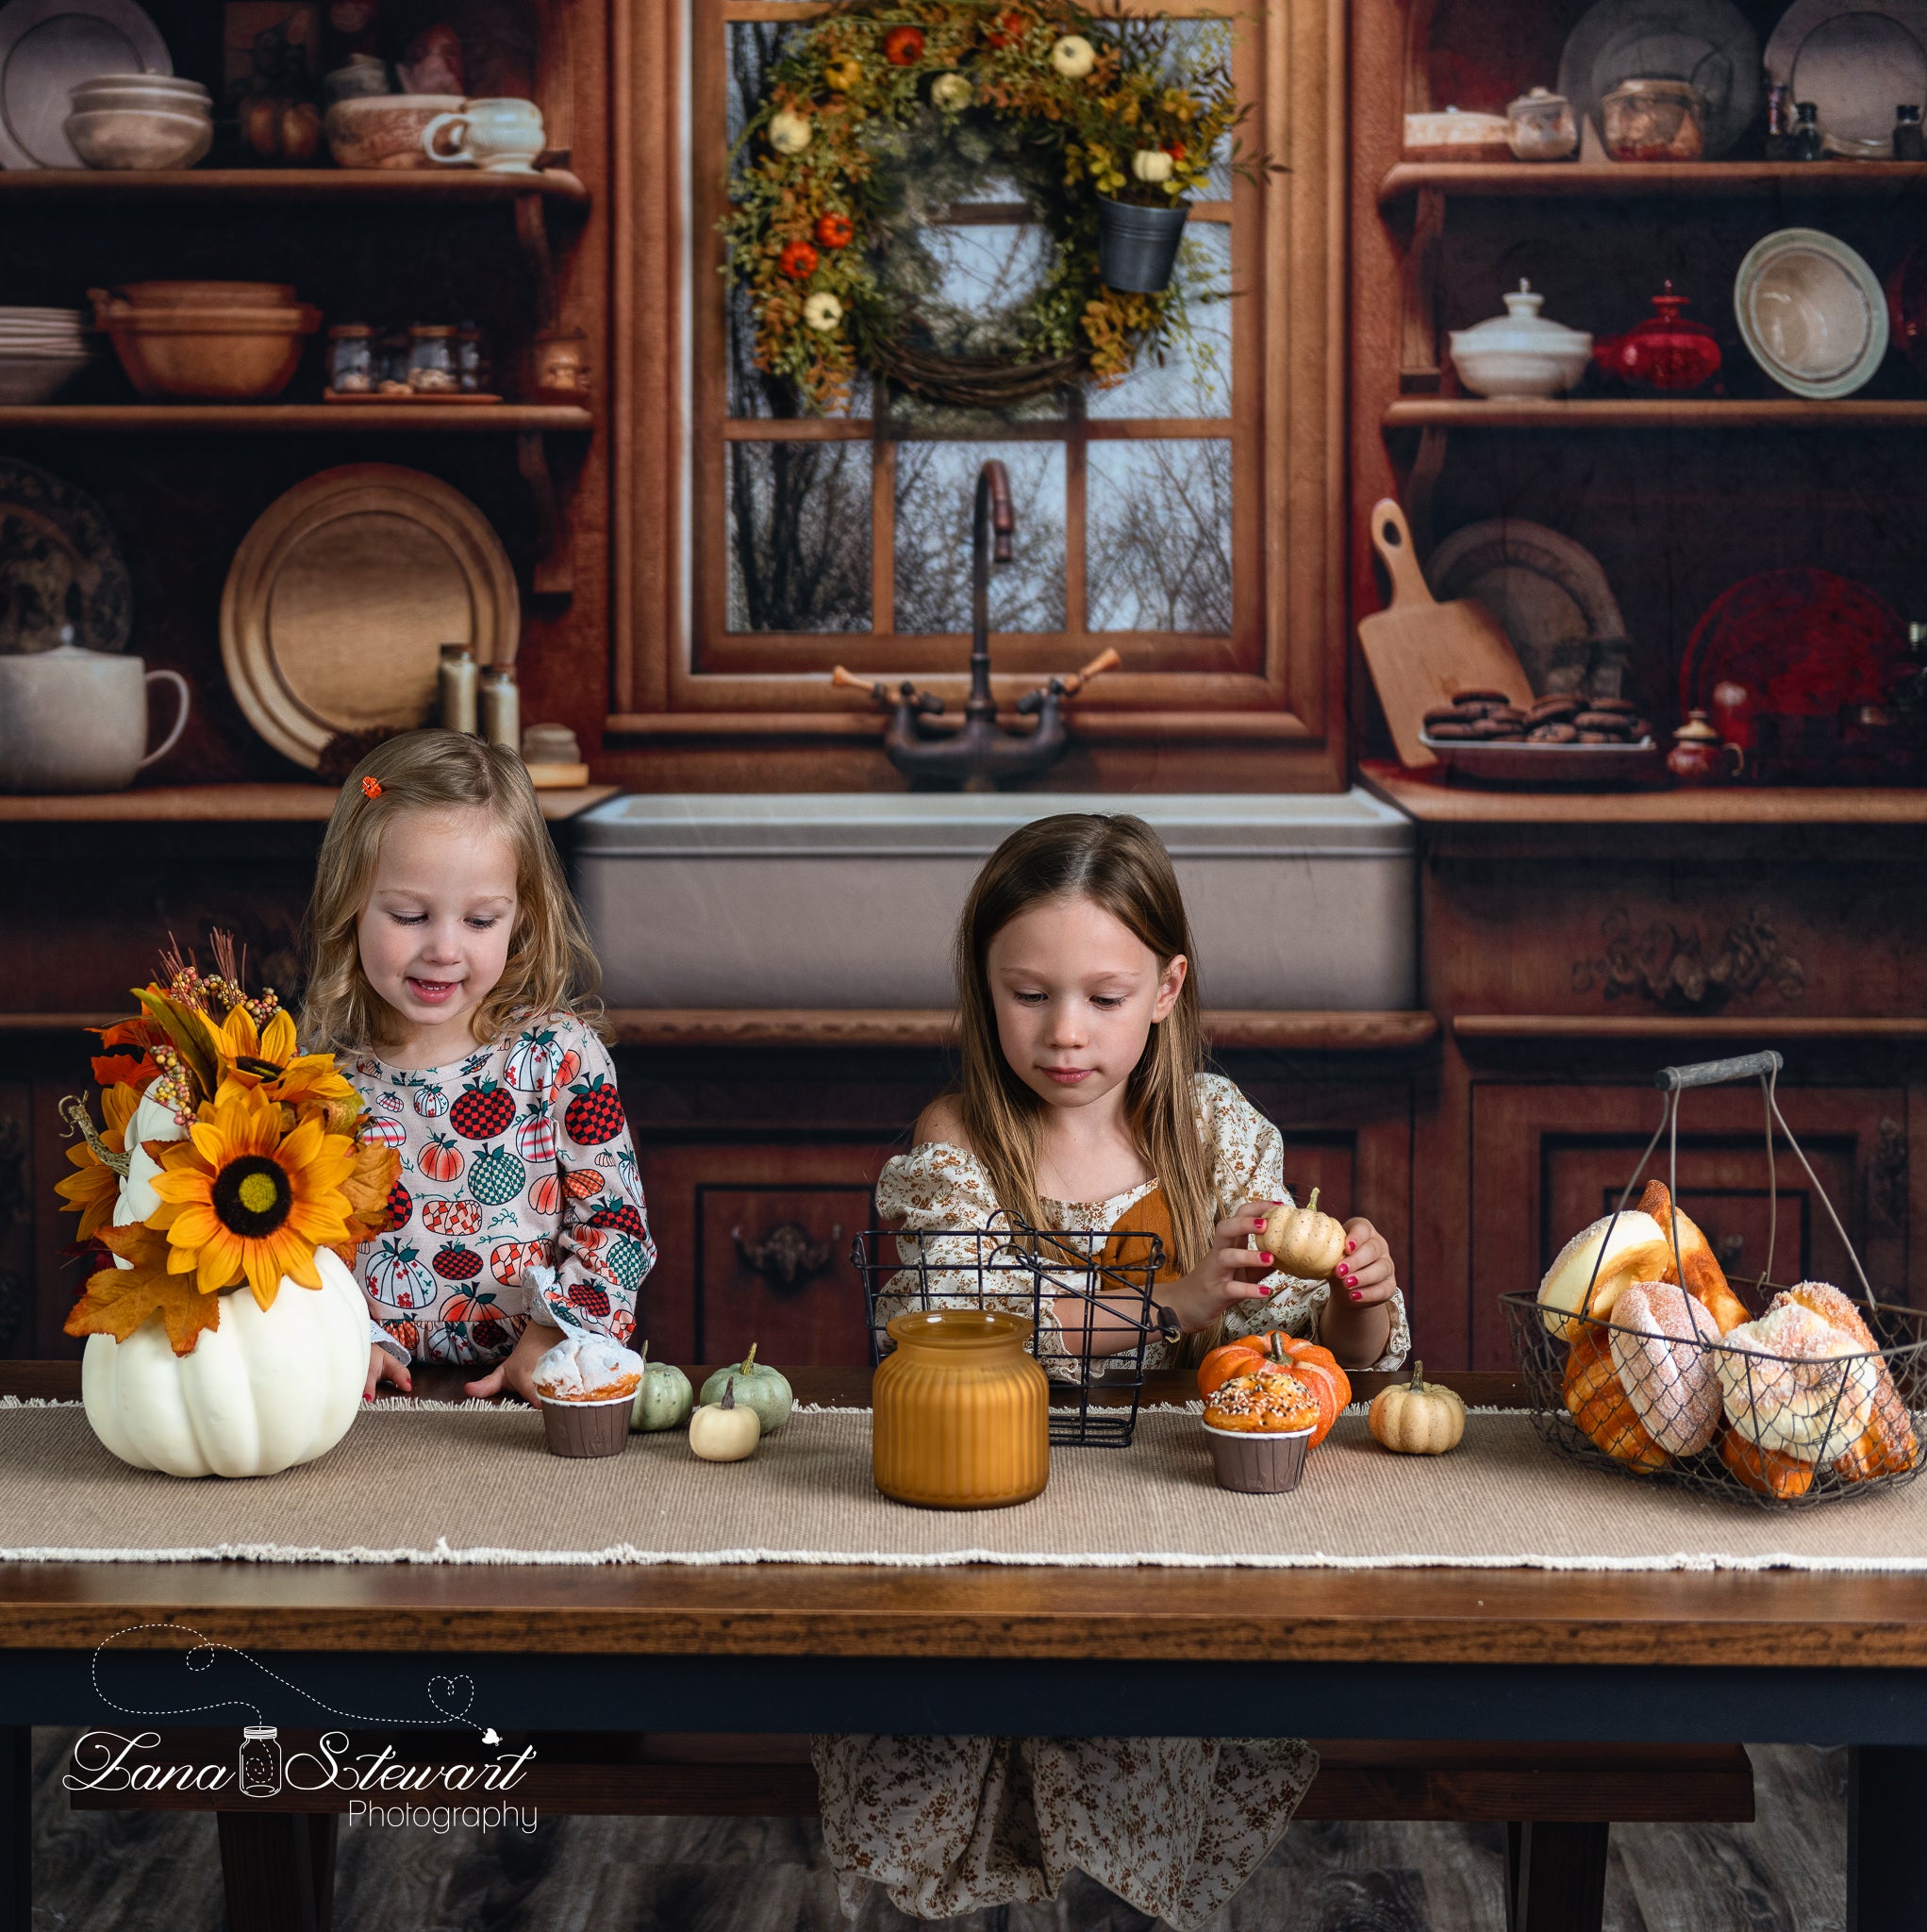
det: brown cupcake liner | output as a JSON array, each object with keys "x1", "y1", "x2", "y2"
[
  {"x1": 1202, "y1": 1420, "x2": 1314, "y2": 1493},
  {"x1": 539, "y1": 1392, "x2": 633, "y2": 1458}
]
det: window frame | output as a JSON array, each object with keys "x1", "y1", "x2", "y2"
[{"x1": 613, "y1": 0, "x2": 1345, "y2": 765}]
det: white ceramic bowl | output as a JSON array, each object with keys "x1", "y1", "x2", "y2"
[
  {"x1": 0, "y1": 353, "x2": 97, "y2": 404},
  {"x1": 324, "y1": 93, "x2": 463, "y2": 169},
  {"x1": 72, "y1": 71, "x2": 208, "y2": 96},
  {"x1": 69, "y1": 87, "x2": 212, "y2": 118},
  {"x1": 1736, "y1": 227, "x2": 1887, "y2": 400},
  {"x1": 65, "y1": 108, "x2": 213, "y2": 171}
]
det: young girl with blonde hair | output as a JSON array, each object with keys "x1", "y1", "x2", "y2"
[
  {"x1": 303, "y1": 730, "x2": 652, "y2": 1405},
  {"x1": 815, "y1": 811, "x2": 1408, "y2": 1929}
]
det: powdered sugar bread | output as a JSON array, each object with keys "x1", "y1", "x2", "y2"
[
  {"x1": 1715, "y1": 1298, "x2": 1878, "y2": 1464},
  {"x1": 1780, "y1": 1281, "x2": 1919, "y2": 1480},
  {"x1": 1635, "y1": 1180, "x2": 1751, "y2": 1334},
  {"x1": 1608, "y1": 1281, "x2": 1721, "y2": 1456},
  {"x1": 534, "y1": 1335, "x2": 644, "y2": 1403}
]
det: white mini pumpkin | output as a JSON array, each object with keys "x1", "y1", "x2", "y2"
[
  {"x1": 81, "y1": 1246, "x2": 370, "y2": 1479},
  {"x1": 116, "y1": 1090, "x2": 188, "y2": 1226}
]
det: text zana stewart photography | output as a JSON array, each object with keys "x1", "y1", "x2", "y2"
[{"x1": 65, "y1": 1726, "x2": 539, "y2": 1834}]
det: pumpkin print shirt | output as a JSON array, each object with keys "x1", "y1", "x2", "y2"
[{"x1": 345, "y1": 1011, "x2": 654, "y2": 1367}]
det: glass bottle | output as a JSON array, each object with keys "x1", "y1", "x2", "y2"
[
  {"x1": 1763, "y1": 82, "x2": 1794, "y2": 160},
  {"x1": 239, "y1": 1726, "x2": 281, "y2": 1797},
  {"x1": 1792, "y1": 101, "x2": 1822, "y2": 161},
  {"x1": 456, "y1": 321, "x2": 488, "y2": 394},
  {"x1": 438, "y1": 643, "x2": 478, "y2": 734},
  {"x1": 325, "y1": 323, "x2": 374, "y2": 395},
  {"x1": 1897, "y1": 104, "x2": 1924, "y2": 160},
  {"x1": 407, "y1": 324, "x2": 458, "y2": 393},
  {"x1": 480, "y1": 663, "x2": 521, "y2": 750}
]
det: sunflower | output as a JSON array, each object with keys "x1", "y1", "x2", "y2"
[
  {"x1": 149, "y1": 1086, "x2": 357, "y2": 1307},
  {"x1": 195, "y1": 1003, "x2": 361, "y2": 1123},
  {"x1": 54, "y1": 1084, "x2": 139, "y2": 1240}
]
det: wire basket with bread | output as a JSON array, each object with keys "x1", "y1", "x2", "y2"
[{"x1": 1502, "y1": 1052, "x2": 1926, "y2": 1506}]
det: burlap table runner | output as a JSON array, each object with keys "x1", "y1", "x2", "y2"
[{"x1": 3, "y1": 1399, "x2": 1924, "y2": 1569}]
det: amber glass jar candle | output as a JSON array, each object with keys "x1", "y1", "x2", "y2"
[{"x1": 872, "y1": 1309, "x2": 1050, "y2": 1509}]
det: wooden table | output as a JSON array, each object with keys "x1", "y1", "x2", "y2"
[{"x1": 5, "y1": 1364, "x2": 1925, "y2": 1931}]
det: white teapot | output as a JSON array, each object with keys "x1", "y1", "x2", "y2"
[{"x1": 0, "y1": 641, "x2": 190, "y2": 792}]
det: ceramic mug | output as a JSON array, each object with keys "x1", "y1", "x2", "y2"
[
  {"x1": 422, "y1": 97, "x2": 544, "y2": 175},
  {"x1": 0, "y1": 643, "x2": 191, "y2": 792}
]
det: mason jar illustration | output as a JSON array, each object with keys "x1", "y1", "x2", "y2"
[{"x1": 240, "y1": 1725, "x2": 282, "y2": 1797}]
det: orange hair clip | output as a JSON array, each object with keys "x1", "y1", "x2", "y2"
[{"x1": 360, "y1": 775, "x2": 383, "y2": 798}]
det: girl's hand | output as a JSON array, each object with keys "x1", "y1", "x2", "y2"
[
  {"x1": 364, "y1": 1343, "x2": 412, "y2": 1401},
  {"x1": 1161, "y1": 1200, "x2": 1283, "y2": 1336},
  {"x1": 462, "y1": 1319, "x2": 551, "y2": 1405},
  {"x1": 1319, "y1": 1217, "x2": 1400, "y2": 1369}
]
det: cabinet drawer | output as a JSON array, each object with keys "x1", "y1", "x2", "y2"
[{"x1": 639, "y1": 1142, "x2": 891, "y2": 1367}]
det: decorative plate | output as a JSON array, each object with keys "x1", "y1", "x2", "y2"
[
  {"x1": 1557, "y1": 0, "x2": 1761, "y2": 158},
  {"x1": 1735, "y1": 227, "x2": 1887, "y2": 401},
  {"x1": 1417, "y1": 732, "x2": 1663, "y2": 788},
  {"x1": 0, "y1": 456, "x2": 132, "y2": 656},
  {"x1": 220, "y1": 464, "x2": 519, "y2": 770},
  {"x1": 1764, "y1": 0, "x2": 1927, "y2": 155},
  {"x1": 1681, "y1": 569, "x2": 1904, "y2": 721},
  {"x1": 1426, "y1": 520, "x2": 1630, "y2": 697},
  {"x1": 0, "y1": 0, "x2": 171, "y2": 169}
]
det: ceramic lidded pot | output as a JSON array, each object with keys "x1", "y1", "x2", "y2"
[
  {"x1": 0, "y1": 641, "x2": 190, "y2": 792},
  {"x1": 1593, "y1": 282, "x2": 1721, "y2": 391},
  {"x1": 1448, "y1": 281, "x2": 1593, "y2": 398},
  {"x1": 1668, "y1": 708, "x2": 1744, "y2": 786},
  {"x1": 872, "y1": 1308, "x2": 1049, "y2": 1508},
  {"x1": 1506, "y1": 87, "x2": 1578, "y2": 160}
]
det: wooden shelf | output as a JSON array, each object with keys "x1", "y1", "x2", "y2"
[
  {"x1": 1385, "y1": 398, "x2": 1927, "y2": 431},
  {"x1": 1455, "y1": 1014, "x2": 1927, "y2": 1042},
  {"x1": 0, "y1": 403, "x2": 592, "y2": 433},
  {"x1": 606, "y1": 1008, "x2": 1438, "y2": 1052},
  {"x1": 0, "y1": 782, "x2": 618, "y2": 824},
  {"x1": 1379, "y1": 160, "x2": 1927, "y2": 205},
  {"x1": 0, "y1": 167, "x2": 589, "y2": 205},
  {"x1": 1362, "y1": 760, "x2": 1927, "y2": 824}
]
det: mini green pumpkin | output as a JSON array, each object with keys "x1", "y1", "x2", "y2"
[
  {"x1": 629, "y1": 1341, "x2": 694, "y2": 1433},
  {"x1": 698, "y1": 1342, "x2": 793, "y2": 1435}
]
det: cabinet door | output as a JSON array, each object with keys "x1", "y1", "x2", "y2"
[
  {"x1": 1470, "y1": 1083, "x2": 1910, "y2": 1369},
  {"x1": 638, "y1": 1142, "x2": 892, "y2": 1367},
  {"x1": 0, "y1": 1080, "x2": 32, "y2": 1358}
]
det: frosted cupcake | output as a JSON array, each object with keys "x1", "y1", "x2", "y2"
[
  {"x1": 1202, "y1": 1367, "x2": 1321, "y2": 1493},
  {"x1": 534, "y1": 1335, "x2": 644, "y2": 1457}
]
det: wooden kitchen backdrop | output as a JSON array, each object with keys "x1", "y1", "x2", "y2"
[{"x1": 3, "y1": 0, "x2": 1925, "y2": 1372}]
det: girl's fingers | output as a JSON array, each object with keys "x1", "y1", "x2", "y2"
[{"x1": 464, "y1": 1364, "x2": 507, "y2": 1399}]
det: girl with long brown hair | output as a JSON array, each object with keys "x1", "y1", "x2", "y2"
[
  {"x1": 814, "y1": 815, "x2": 1408, "y2": 1929},
  {"x1": 878, "y1": 810, "x2": 1406, "y2": 1372}
]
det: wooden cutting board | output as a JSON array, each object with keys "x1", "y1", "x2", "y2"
[{"x1": 1357, "y1": 498, "x2": 1535, "y2": 770}]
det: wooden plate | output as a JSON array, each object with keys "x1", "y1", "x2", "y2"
[
  {"x1": 221, "y1": 463, "x2": 518, "y2": 769},
  {"x1": 1419, "y1": 730, "x2": 1663, "y2": 788}
]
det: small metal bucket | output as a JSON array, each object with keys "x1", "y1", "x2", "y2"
[{"x1": 1097, "y1": 197, "x2": 1190, "y2": 293}]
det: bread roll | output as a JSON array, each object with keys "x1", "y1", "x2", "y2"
[
  {"x1": 1563, "y1": 1325, "x2": 1670, "y2": 1472},
  {"x1": 1537, "y1": 1209, "x2": 1671, "y2": 1341},
  {"x1": 1780, "y1": 1280, "x2": 1918, "y2": 1481},
  {"x1": 1715, "y1": 1297, "x2": 1878, "y2": 1464},
  {"x1": 1634, "y1": 1180, "x2": 1751, "y2": 1334},
  {"x1": 1608, "y1": 1281, "x2": 1721, "y2": 1456}
]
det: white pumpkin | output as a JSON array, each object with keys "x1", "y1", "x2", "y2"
[
  {"x1": 81, "y1": 1247, "x2": 369, "y2": 1478},
  {"x1": 116, "y1": 1090, "x2": 188, "y2": 1226}
]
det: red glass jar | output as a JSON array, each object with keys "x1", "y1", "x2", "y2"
[{"x1": 1592, "y1": 282, "x2": 1722, "y2": 391}]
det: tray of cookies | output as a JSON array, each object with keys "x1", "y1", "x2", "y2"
[{"x1": 1420, "y1": 691, "x2": 1662, "y2": 786}]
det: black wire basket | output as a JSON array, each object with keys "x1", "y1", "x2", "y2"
[
  {"x1": 1502, "y1": 1051, "x2": 1927, "y2": 1507},
  {"x1": 851, "y1": 1216, "x2": 1173, "y2": 1447}
]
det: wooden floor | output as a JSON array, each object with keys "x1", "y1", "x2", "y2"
[{"x1": 29, "y1": 1730, "x2": 1844, "y2": 1930}]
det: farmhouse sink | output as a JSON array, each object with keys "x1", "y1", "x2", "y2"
[{"x1": 574, "y1": 791, "x2": 1416, "y2": 1010}]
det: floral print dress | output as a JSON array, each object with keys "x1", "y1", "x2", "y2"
[
  {"x1": 813, "y1": 1074, "x2": 1408, "y2": 1927},
  {"x1": 346, "y1": 1011, "x2": 653, "y2": 1367}
]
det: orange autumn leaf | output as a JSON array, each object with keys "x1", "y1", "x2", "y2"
[
  {"x1": 65, "y1": 1224, "x2": 224, "y2": 1357},
  {"x1": 329, "y1": 1136, "x2": 402, "y2": 1266}
]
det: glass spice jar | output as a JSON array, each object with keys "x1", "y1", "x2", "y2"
[
  {"x1": 438, "y1": 642, "x2": 478, "y2": 734},
  {"x1": 455, "y1": 320, "x2": 488, "y2": 393},
  {"x1": 1897, "y1": 104, "x2": 1925, "y2": 160},
  {"x1": 1601, "y1": 77, "x2": 1706, "y2": 161},
  {"x1": 325, "y1": 323, "x2": 374, "y2": 394},
  {"x1": 407, "y1": 324, "x2": 457, "y2": 393},
  {"x1": 1506, "y1": 87, "x2": 1578, "y2": 161},
  {"x1": 480, "y1": 663, "x2": 520, "y2": 750},
  {"x1": 1792, "y1": 100, "x2": 1822, "y2": 161}
]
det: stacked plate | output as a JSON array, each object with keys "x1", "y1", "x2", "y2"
[
  {"x1": 66, "y1": 73, "x2": 212, "y2": 171},
  {"x1": 0, "y1": 307, "x2": 97, "y2": 405}
]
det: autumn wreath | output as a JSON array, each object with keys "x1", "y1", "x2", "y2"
[{"x1": 723, "y1": 0, "x2": 1252, "y2": 412}]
